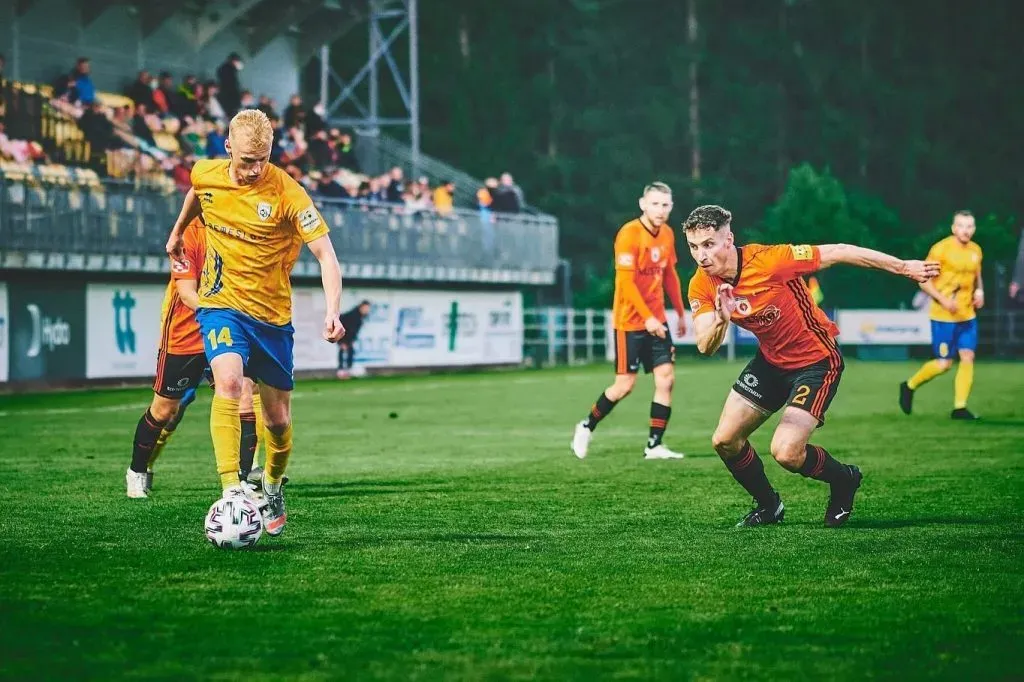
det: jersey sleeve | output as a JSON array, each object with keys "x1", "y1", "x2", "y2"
[
  {"x1": 282, "y1": 179, "x2": 330, "y2": 243},
  {"x1": 688, "y1": 272, "x2": 716, "y2": 318},
  {"x1": 613, "y1": 228, "x2": 639, "y2": 271},
  {"x1": 171, "y1": 221, "x2": 203, "y2": 281},
  {"x1": 925, "y1": 241, "x2": 945, "y2": 264},
  {"x1": 763, "y1": 244, "x2": 821, "y2": 280}
]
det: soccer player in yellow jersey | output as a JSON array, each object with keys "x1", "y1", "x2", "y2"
[
  {"x1": 165, "y1": 109, "x2": 345, "y2": 536},
  {"x1": 900, "y1": 210, "x2": 983, "y2": 420}
]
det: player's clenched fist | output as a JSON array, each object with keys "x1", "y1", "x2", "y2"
[
  {"x1": 716, "y1": 283, "x2": 737, "y2": 321},
  {"x1": 166, "y1": 230, "x2": 185, "y2": 264},
  {"x1": 902, "y1": 260, "x2": 940, "y2": 283},
  {"x1": 324, "y1": 315, "x2": 345, "y2": 343}
]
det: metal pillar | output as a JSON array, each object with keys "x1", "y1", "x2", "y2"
[
  {"x1": 408, "y1": 0, "x2": 419, "y2": 176},
  {"x1": 319, "y1": 44, "x2": 330, "y2": 110},
  {"x1": 320, "y1": 0, "x2": 419, "y2": 164}
]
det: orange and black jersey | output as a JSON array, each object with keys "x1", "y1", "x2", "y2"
[
  {"x1": 688, "y1": 244, "x2": 840, "y2": 370},
  {"x1": 159, "y1": 218, "x2": 205, "y2": 354}
]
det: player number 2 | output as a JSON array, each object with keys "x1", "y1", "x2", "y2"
[
  {"x1": 792, "y1": 385, "x2": 811, "y2": 406},
  {"x1": 207, "y1": 327, "x2": 233, "y2": 350}
]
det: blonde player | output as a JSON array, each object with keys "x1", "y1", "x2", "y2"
[
  {"x1": 164, "y1": 109, "x2": 344, "y2": 536},
  {"x1": 900, "y1": 210, "x2": 983, "y2": 420}
]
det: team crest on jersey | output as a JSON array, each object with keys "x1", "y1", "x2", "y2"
[
  {"x1": 257, "y1": 202, "x2": 273, "y2": 220},
  {"x1": 650, "y1": 247, "x2": 662, "y2": 263},
  {"x1": 617, "y1": 253, "x2": 634, "y2": 267},
  {"x1": 734, "y1": 297, "x2": 753, "y2": 317}
]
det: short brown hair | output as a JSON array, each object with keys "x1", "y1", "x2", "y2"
[
  {"x1": 953, "y1": 209, "x2": 973, "y2": 220},
  {"x1": 683, "y1": 205, "x2": 732, "y2": 231}
]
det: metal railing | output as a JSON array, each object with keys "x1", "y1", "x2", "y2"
[{"x1": 0, "y1": 172, "x2": 560, "y2": 281}]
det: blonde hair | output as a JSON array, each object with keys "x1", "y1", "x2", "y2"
[{"x1": 229, "y1": 109, "x2": 273, "y2": 147}]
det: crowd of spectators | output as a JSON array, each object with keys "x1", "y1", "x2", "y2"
[{"x1": 0, "y1": 50, "x2": 529, "y2": 219}]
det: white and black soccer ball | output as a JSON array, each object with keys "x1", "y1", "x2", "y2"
[{"x1": 204, "y1": 496, "x2": 263, "y2": 550}]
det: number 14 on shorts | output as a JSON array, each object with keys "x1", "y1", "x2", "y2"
[{"x1": 207, "y1": 327, "x2": 234, "y2": 350}]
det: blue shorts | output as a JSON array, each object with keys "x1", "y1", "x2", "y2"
[
  {"x1": 931, "y1": 319, "x2": 978, "y2": 359},
  {"x1": 197, "y1": 308, "x2": 295, "y2": 390}
]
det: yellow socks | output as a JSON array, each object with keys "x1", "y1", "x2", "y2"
[
  {"x1": 954, "y1": 361, "x2": 974, "y2": 409},
  {"x1": 251, "y1": 390, "x2": 264, "y2": 470},
  {"x1": 211, "y1": 395, "x2": 242, "y2": 490},
  {"x1": 147, "y1": 427, "x2": 175, "y2": 470},
  {"x1": 907, "y1": 359, "x2": 949, "y2": 390},
  {"x1": 264, "y1": 423, "x2": 293, "y2": 486}
]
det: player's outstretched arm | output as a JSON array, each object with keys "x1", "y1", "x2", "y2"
[
  {"x1": 165, "y1": 189, "x2": 201, "y2": 262},
  {"x1": 817, "y1": 243, "x2": 939, "y2": 282},
  {"x1": 307, "y1": 235, "x2": 345, "y2": 342}
]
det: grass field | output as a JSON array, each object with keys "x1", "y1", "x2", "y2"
[{"x1": 0, "y1": 360, "x2": 1021, "y2": 681}]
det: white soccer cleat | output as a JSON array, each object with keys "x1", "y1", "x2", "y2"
[
  {"x1": 643, "y1": 444, "x2": 685, "y2": 460},
  {"x1": 126, "y1": 469, "x2": 149, "y2": 499},
  {"x1": 571, "y1": 421, "x2": 593, "y2": 459}
]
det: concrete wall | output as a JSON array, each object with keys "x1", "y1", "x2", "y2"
[{"x1": 0, "y1": 0, "x2": 301, "y2": 110}]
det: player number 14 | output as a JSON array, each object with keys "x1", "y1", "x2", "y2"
[{"x1": 207, "y1": 327, "x2": 234, "y2": 350}]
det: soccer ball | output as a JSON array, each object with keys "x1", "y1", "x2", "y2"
[{"x1": 204, "y1": 496, "x2": 263, "y2": 550}]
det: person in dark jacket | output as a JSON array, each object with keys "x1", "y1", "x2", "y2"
[
  {"x1": 216, "y1": 53, "x2": 244, "y2": 117},
  {"x1": 337, "y1": 300, "x2": 372, "y2": 377}
]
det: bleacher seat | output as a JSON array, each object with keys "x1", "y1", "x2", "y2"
[{"x1": 96, "y1": 91, "x2": 135, "y2": 111}]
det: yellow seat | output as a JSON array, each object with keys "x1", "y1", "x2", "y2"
[
  {"x1": 97, "y1": 91, "x2": 135, "y2": 110},
  {"x1": 153, "y1": 131, "x2": 181, "y2": 154}
]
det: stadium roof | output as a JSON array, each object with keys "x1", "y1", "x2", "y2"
[{"x1": 14, "y1": 0, "x2": 406, "y2": 63}]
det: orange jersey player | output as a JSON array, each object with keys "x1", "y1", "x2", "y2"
[
  {"x1": 571, "y1": 181, "x2": 688, "y2": 461},
  {"x1": 125, "y1": 218, "x2": 263, "y2": 499},
  {"x1": 683, "y1": 204, "x2": 939, "y2": 528}
]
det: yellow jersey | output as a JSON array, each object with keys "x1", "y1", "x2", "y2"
[
  {"x1": 926, "y1": 235, "x2": 982, "y2": 322},
  {"x1": 190, "y1": 159, "x2": 330, "y2": 325}
]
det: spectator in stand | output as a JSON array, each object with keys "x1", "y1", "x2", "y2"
[
  {"x1": 433, "y1": 180, "x2": 455, "y2": 216},
  {"x1": 204, "y1": 80, "x2": 227, "y2": 123},
  {"x1": 77, "y1": 100, "x2": 118, "y2": 154},
  {"x1": 284, "y1": 94, "x2": 306, "y2": 130},
  {"x1": 156, "y1": 72, "x2": 176, "y2": 115},
  {"x1": 72, "y1": 57, "x2": 96, "y2": 105},
  {"x1": 256, "y1": 93, "x2": 276, "y2": 118},
  {"x1": 175, "y1": 74, "x2": 199, "y2": 120},
  {"x1": 478, "y1": 177, "x2": 497, "y2": 222},
  {"x1": 206, "y1": 120, "x2": 227, "y2": 158},
  {"x1": 130, "y1": 103, "x2": 157, "y2": 148},
  {"x1": 0, "y1": 52, "x2": 5, "y2": 83},
  {"x1": 215, "y1": 52, "x2": 244, "y2": 117},
  {"x1": 404, "y1": 181, "x2": 430, "y2": 215},
  {"x1": 386, "y1": 166, "x2": 405, "y2": 203},
  {"x1": 306, "y1": 102, "x2": 326, "y2": 136},
  {"x1": 317, "y1": 168, "x2": 350, "y2": 199},
  {"x1": 241, "y1": 90, "x2": 257, "y2": 111},
  {"x1": 336, "y1": 300, "x2": 372, "y2": 379},
  {"x1": 171, "y1": 156, "x2": 193, "y2": 193},
  {"x1": 307, "y1": 128, "x2": 334, "y2": 169},
  {"x1": 0, "y1": 121, "x2": 46, "y2": 164},
  {"x1": 126, "y1": 70, "x2": 155, "y2": 111},
  {"x1": 491, "y1": 171, "x2": 524, "y2": 213},
  {"x1": 335, "y1": 130, "x2": 358, "y2": 171}
]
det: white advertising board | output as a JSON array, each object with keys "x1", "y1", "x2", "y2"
[
  {"x1": 0, "y1": 283, "x2": 8, "y2": 383},
  {"x1": 836, "y1": 309, "x2": 932, "y2": 345},
  {"x1": 86, "y1": 284, "x2": 165, "y2": 378}
]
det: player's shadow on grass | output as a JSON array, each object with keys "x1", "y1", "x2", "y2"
[
  {"x1": 328, "y1": 532, "x2": 542, "y2": 550},
  {"x1": 296, "y1": 480, "x2": 456, "y2": 499},
  {"x1": 851, "y1": 516, "x2": 1000, "y2": 529}
]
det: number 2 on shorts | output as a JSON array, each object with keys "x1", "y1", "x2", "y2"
[
  {"x1": 207, "y1": 326, "x2": 234, "y2": 350},
  {"x1": 792, "y1": 384, "x2": 811, "y2": 406}
]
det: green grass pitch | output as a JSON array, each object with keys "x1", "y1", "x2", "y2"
[{"x1": 0, "y1": 360, "x2": 1021, "y2": 681}]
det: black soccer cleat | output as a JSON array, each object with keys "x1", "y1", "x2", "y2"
[
  {"x1": 898, "y1": 381, "x2": 914, "y2": 415},
  {"x1": 736, "y1": 494, "x2": 785, "y2": 528},
  {"x1": 825, "y1": 465, "x2": 863, "y2": 528},
  {"x1": 951, "y1": 408, "x2": 979, "y2": 421}
]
